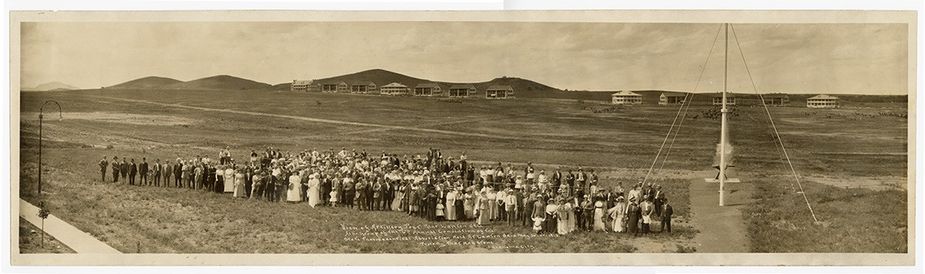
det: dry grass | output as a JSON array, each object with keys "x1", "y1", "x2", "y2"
[
  {"x1": 744, "y1": 176, "x2": 907, "y2": 252},
  {"x1": 17, "y1": 89, "x2": 908, "y2": 253},
  {"x1": 18, "y1": 217, "x2": 75, "y2": 254}
]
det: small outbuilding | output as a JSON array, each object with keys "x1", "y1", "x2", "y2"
[
  {"x1": 611, "y1": 90, "x2": 643, "y2": 105},
  {"x1": 485, "y1": 85, "x2": 514, "y2": 99},
  {"x1": 807, "y1": 94, "x2": 839, "y2": 108},
  {"x1": 761, "y1": 93, "x2": 790, "y2": 106},
  {"x1": 659, "y1": 92, "x2": 688, "y2": 105}
]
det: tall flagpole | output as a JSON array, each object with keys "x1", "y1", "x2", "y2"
[{"x1": 719, "y1": 23, "x2": 729, "y2": 207}]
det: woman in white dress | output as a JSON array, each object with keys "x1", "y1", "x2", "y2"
[
  {"x1": 556, "y1": 200, "x2": 572, "y2": 235},
  {"x1": 391, "y1": 181, "x2": 403, "y2": 211},
  {"x1": 463, "y1": 188, "x2": 475, "y2": 220},
  {"x1": 307, "y1": 173, "x2": 322, "y2": 207},
  {"x1": 566, "y1": 200, "x2": 578, "y2": 233},
  {"x1": 223, "y1": 166, "x2": 235, "y2": 193},
  {"x1": 593, "y1": 200, "x2": 607, "y2": 231},
  {"x1": 445, "y1": 190, "x2": 458, "y2": 221},
  {"x1": 608, "y1": 196, "x2": 627, "y2": 232},
  {"x1": 287, "y1": 171, "x2": 302, "y2": 202},
  {"x1": 476, "y1": 191, "x2": 491, "y2": 225},
  {"x1": 233, "y1": 168, "x2": 246, "y2": 198}
]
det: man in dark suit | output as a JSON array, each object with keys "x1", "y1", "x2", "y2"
[
  {"x1": 128, "y1": 159, "x2": 138, "y2": 185},
  {"x1": 99, "y1": 156, "x2": 108, "y2": 182},
  {"x1": 120, "y1": 158, "x2": 129, "y2": 183},
  {"x1": 653, "y1": 185, "x2": 665, "y2": 217},
  {"x1": 521, "y1": 191, "x2": 534, "y2": 227},
  {"x1": 139, "y1": 158, "x2": 149, "y2": 185},
  {"x1": 244, "y1": 164, "x2": 253, "y2": 198},
  {"x1": 513, "y1": 188, "x2": 524, "y2": 226},
  {"x1": 111, "y1": 156, "x2": 120, "y2": 183},
  {"x1": 660, "y1": 198, "x2": 673, "y2": 233},
  {"x1": 174, "y1": 161, "x2": 183, "y2": 188},
  {"x1": 163, "y1": 160, "x2": 172, "y2": 188},
  {"x1": 602, "y1": 189, "x2": 616, "y2": 209},
  {"x1": 152, "y1": 159, "x2": 161, "y2": 187}
]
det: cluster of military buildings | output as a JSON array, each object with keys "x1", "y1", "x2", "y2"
[
  {"x1": 290, "y1": 79, "x2": 839, "y2": 108},
  {"x1": 290, "y1": 80, "x2": 515, "y2": 99},
  {"x1": 610, "y1": 90, "x2": 840, "y2": 108}
]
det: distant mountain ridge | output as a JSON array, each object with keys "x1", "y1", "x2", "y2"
[
  {"x1": 24, "y1": 81, "x2": 78, "y2": 91},
  {"x1": 107, "y1": 75, "x2": 272, "y2": 91}
]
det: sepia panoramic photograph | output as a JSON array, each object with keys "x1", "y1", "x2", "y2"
[{"x1": 9, "y1": 10, "x2": 916, "y2": 266}]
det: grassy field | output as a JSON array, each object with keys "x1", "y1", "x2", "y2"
[
  {"x1": 17, "y1": 89, "x2": 908, "y2": 253},
  {"x1": 18, "y1": 217, "x2": 75, "y2": 254}
]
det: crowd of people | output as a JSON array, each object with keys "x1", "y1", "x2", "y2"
[{"x1": 97, "y1": 147, "x2": 674, "y2": 236}]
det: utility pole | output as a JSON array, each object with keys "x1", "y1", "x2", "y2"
[{"x1": 719, "y1": 23, "x2": 729, "y2": 207}]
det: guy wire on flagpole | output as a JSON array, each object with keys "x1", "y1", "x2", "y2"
[{"x1": 730, "y1": 24, "x2": 820, "y2": 223}]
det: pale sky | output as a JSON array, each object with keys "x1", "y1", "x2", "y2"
[{"x1": 21, "y1": 22, "x2": 908, "y2": 94}]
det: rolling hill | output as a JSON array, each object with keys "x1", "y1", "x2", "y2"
[
  {"x1": 312, "y1": 69, "x2": 433, "y2": 89},
  {"x1": 109, "y1": 76, "x2": 183, "y2": 89},
  {"x1": 309, "y1": 68, "x2": 572, "y2": 98},
  {"x1": 106, "y1": 75, "x2": 272, "y2": 91},
  {"x1": 163, "y1": 75, "x2": 272, "y2": 90}
]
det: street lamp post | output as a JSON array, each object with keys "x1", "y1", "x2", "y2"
[{"x1": 38, "y1": 100, "x2": 62, "y2": 196}]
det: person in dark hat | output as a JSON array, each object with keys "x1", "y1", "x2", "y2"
[
  {"x1": 111, "y1": 156, "x2": 120, "y2": 183},
  {"x1": 99, "y1": 156, "x2": 108, "y2": 182},
  {"x1": 659, "y1": 197, "x2": 674, "y2": 233},
  {"x1": 653, "y1": 185, "x2": 665, "y2": 217},
  {"x1": 128, "y1": 158, "x2": 138, "y2": 185},
  {"x1": 162, "y1": 160, "x2": 173, "y2": 188},
  {"x1": 626, "y1": 197, "x2": 641, "y2": 236},
  {"x1": 551, "y1": 167, "x2": 562, "y2": 194},
  {"x1": 152, "y1": 159, "x2": 162, "y2": 187},
  {"x1": 139, "y1": 158, "x2": 149, "y2": 185},
  {"x1": 120, "y1": 158, "x2": 129, "y2": 183},
  {"x1": 544, "y1": 198, "x2": 559, "y2": 234}
]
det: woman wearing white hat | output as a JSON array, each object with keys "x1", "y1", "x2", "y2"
[{"x1": 608, "y1": 196, "x2": 627, "y2": 233}]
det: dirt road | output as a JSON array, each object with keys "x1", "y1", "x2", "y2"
[{"x1": 687, "y1": 172, "x2": 753, "y2": 252}]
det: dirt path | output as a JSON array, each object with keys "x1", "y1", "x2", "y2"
[
  {"x1": 19, "y1": 199, "x2": 122, "y2": 254},
  {"x1": 687, "y1": 171, "x2": 752, "y2": 252},
  {"x1": 340, "y1": 116, "x2": 488, "y2": 135}
]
